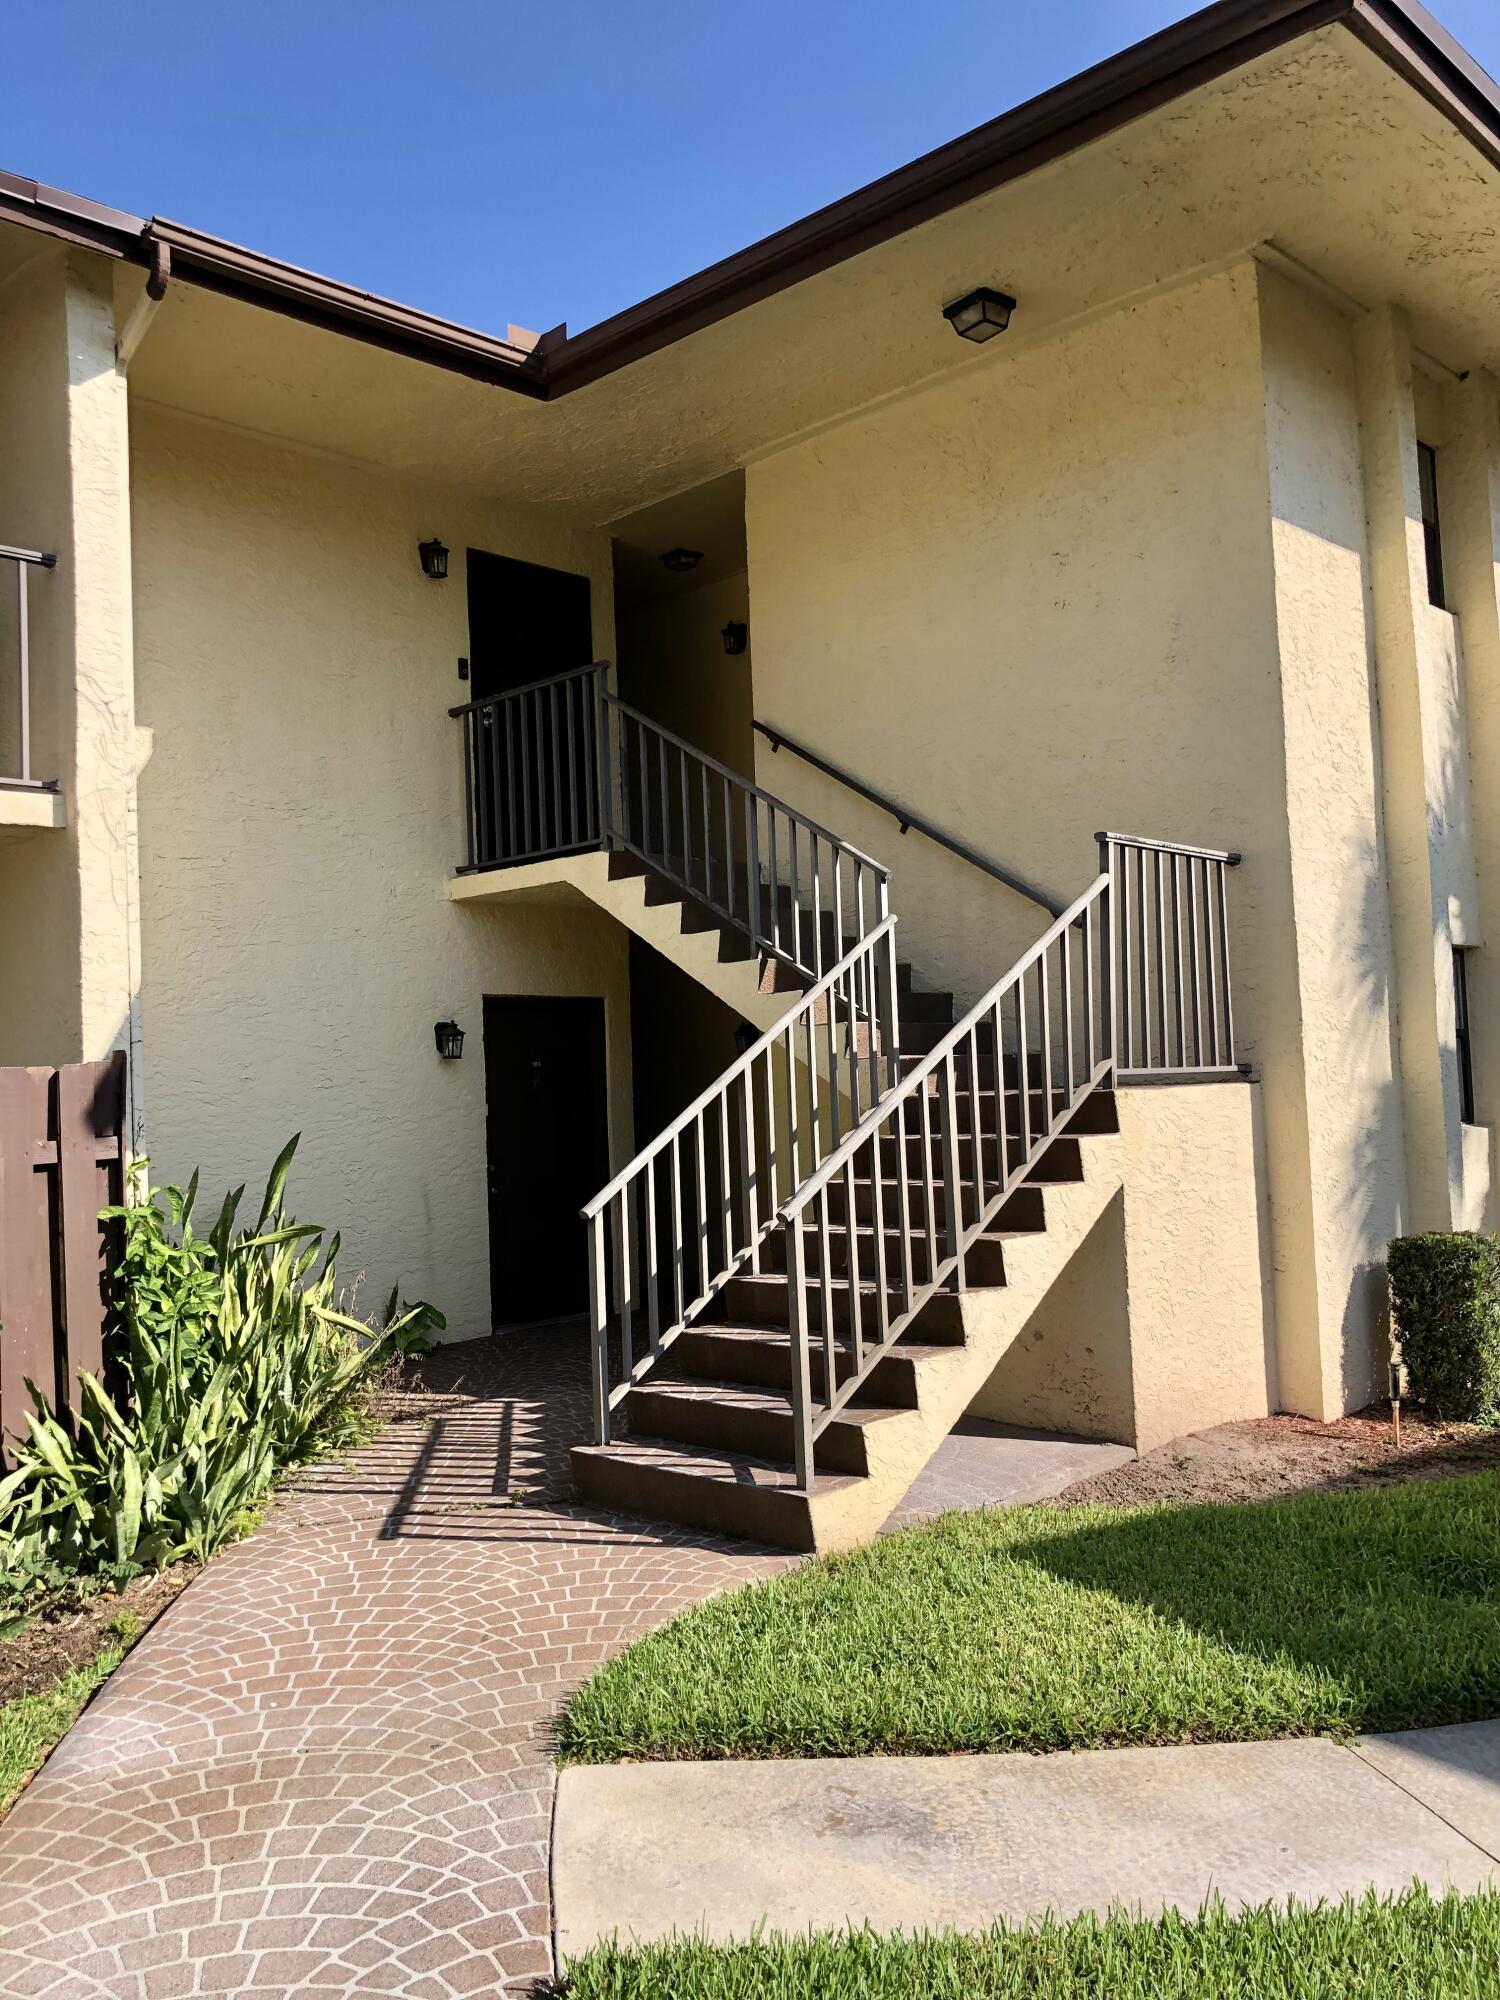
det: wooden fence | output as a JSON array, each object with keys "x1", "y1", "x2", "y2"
[{"x1": 0, "y1": 1053, "x2": 128, "y2": 1457}]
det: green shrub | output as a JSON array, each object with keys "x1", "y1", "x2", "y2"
[
  {"x1": 0, "y1": 1136, "x2": 442, "y2": 1607},
  {"x1": 1388, "y1": 1231, "x2": 1500, "y2": 1421}
]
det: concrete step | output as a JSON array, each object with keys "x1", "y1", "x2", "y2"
[
  {"x1": 760, "y1": 1220, "x2": 1018, "y2": 1287},
  {"x1": 622, "y1": 1377, "x2": 905, "y2": 1475},
  {"x1": 571, "y1": 1437, "x2": 850, "y2": 1551},
  {"x1": 720, "y1": 1272, "x2": 968, "y2": 1337},
  {"x1": 668, "y1": 1322, "x2": 959, "y2": 1404}
]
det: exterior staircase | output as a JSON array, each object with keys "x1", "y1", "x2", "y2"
[{"x1": 450, "y1": 663, "x2": 1244, "y2": 1551}]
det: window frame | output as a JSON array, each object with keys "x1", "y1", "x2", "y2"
[
  {"x1": 1418, "y1": 440, "x2": 1447, "y2": 611},
  {"x1": 1454, "y1": 945, "x2": 1477, "y2": 1126}
]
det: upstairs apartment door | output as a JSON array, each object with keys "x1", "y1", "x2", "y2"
[
  {"x1": 467, "y1": 551, "x2": 595, "y2": 864},
  {"x1": 482, "y1": 995, "x2": 610, "y2": 1328}
]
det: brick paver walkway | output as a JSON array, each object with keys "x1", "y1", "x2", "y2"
[{"x1": 0, "y1": 1330, "x2": 789, "y2": 1998}]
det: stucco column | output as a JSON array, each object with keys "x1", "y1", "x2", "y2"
[
  {"x1": 1439, "y1": 371, "x2": 1500, "y2": 1221},
  {"x1": 0, "y1": 250, "x2": 140, "y2": 1104},
  {"x1": 1353, "y1": 306, "x2": 1464, "y2": 1232}
]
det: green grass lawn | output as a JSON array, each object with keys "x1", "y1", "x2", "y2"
[
  {"x1": 559, "y1": 1888, "x2": 1500, "y2": 1999},
  {"x1": 0, "y1": 1645, "x2": 123, "y2": 1818},
  {"x1": 559, "y1": 1472, "x2": 1500, "y2": 1763}
]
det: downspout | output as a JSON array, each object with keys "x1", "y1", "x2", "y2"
[
  {"x1": 112, "y1": 233, "x2": 169, "y2": 1155},
  {"x1": 115, "y1": 237, "x2": 170, "y2": 367}
]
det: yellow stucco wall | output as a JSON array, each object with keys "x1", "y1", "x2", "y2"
[
  {"x1": 974, "y1": 1084, "x2": 1275, "y2": 1450},
  {"x1": 0, "y1": 245, "x2": 136, "y2": 1080},
  {"x1": 129, "y1": 404, "x2": 631, "y2": 1338}
]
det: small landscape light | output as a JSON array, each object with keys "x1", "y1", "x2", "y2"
[
  {"x1": 434, "y1": 1019, "x2": 465, "y2": 1060},
  {"x1": 941, "y1": 286, "x2": 1016, "y2": 343},
  {"x1": 659, "y1": 547, "x2": 703, "y2": 573},
  {"x1": 721, "y1": 620, "x2": 748, "y2": 656},
  {"x1": 418, "y1": 537, "x2": 450, "y2": 581}
]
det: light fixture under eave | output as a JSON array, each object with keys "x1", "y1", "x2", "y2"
[
  {"x1": 418, "y1": 537, "x2": 450, "y2": 580},
  {"x1": 941, "y1": 287, "x2": 1016, "y2": 343},
  {"x1": 659, "y1": 547, "x2": 703, "y2": 573}
]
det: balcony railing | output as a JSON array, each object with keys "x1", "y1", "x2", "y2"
[
  {"x1": 2, "y1": 544, "x2": 58, "y2": 792},
  {"x1": 451, "y1": 663, "x2": 892, "y2": 986}
]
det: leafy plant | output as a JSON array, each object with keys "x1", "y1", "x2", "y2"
[
  {"x1": 0, "y1": 1137, "x2": 442, "y2": 1605},
  {"x1": 1388, "y1": 1231, "x2": 1500, "y2": 1421}
]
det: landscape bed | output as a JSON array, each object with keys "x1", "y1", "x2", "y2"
[
  {"x1": 558, "y1": 1470, "x2": 1500, "y2": 1764},
  {"x1": 558, "y1": 1887, "x2": 1500, "y2": 1999}
]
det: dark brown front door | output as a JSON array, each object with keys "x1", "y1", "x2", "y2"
[
  {"x1": 467, "y1": 550, "x2": 596, "y2": 863},
  {"x1": 482, "y1": 995, "x2": 609, "y2": 1327},
  {"x1": 466, "y1": 550, "x2": 593, "y2": 700}
]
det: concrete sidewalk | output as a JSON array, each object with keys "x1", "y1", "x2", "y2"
[{"x1": 553, "y1": 1721, "x2": 1500, "y2": 1958}]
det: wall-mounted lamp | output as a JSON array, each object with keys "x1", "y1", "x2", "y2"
[
  {"x1": 434, "y1": 1019, "x2": 465, "y2": 1060},
  {"x1": 721, "y1": 620, "x2": 748, "y2": 657},
  {"x1": 659, "y1": 547, "x2": 703, "y2": 573},
  {"x1": 941, "y1": 287, "x2": 1016, "y2": 343},
  {"x1": 418, "y1": 537, "x2": 450, "y2": 580},
  {"x1": 733, "y1": 1022, "x2": 758, "y2": 1056}
]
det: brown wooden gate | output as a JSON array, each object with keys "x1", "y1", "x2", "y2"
[{"x1": 0, "y1": 1052, "x2": 128, "y2": 1456}]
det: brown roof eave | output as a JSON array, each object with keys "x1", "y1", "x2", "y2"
[
  {"x1": 2, "y1": 0, "x2": 1497, "y2": 403},
  {"x1": 146, "y1": 219, "x2": 548, "y2": 398}
]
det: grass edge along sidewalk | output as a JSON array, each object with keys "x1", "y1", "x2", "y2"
[
  {"x1": 557, "y1": 1885, "x2": 1500, "y2": 1999},
  {"x1": 560, "y1": 1472, "x2": 1500, "y2": 1764}
]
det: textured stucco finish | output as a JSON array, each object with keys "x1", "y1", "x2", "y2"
[
  {"x1": 973, "y1": 1084, "x2": 1274, "y2": 1451},
  {"x1": 130, "y1": 406, "x2": 630, "y2": 1338},
  {"x1": 0, "y1": 246, "x2": 137, "y2": 1080}
]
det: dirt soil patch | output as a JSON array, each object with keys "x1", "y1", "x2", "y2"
[
  {"x1": 0, "y1": 1564, "x2": 197, "y2": 1709},
  {"x1": 1057, "y1": 1408, "x2": 1500, "y2": 1508}
]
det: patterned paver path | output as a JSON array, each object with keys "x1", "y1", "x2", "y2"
[{"x1": 0, "y1": 1331, "x2": 789, "y2": 1998}]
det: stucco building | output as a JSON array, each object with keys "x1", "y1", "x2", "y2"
[{"x1": 3, "y1": 0, "x2": 1499, "y2": 1545}]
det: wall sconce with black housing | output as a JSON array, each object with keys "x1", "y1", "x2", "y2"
[
  {"x1": 721, "y1": 620, "x2": 748, "y2": 656},
  {"x1": 434, "y1": 1019, "x2": 465, "y2": 1060},
  {"x1": 941, "y1": 287, "x2": 1016, "y2": 343},
  {"x1": 418, "y1": 537, "x2": 450, "y2": 580}
]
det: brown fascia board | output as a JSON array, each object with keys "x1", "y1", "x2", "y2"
[
  {"x1": 1, "y1": 0, "x2": 1497, "y2": 403},
  {"x1": 146, "y1": 220, "x2": 549, "y2": 397}
]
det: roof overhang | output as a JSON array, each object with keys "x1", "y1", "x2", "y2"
[{"x1": 3, "y1": 0, "x2": 1497, "y2": 407}]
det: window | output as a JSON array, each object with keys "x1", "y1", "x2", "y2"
[
  {"x1": 1418, "y1": 441, "x2": 1447, "y2": 609},
  {"x1": 1454, "y1": 947, "x2": 1476, "y2": 1125}
]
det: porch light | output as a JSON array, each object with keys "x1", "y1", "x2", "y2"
[
  {"x1": 433, "y1": 1019, "x2": 465, "y2": 1060},
  {"x1": 659, "y1": 547, "x2": 703, "y2": 573},
  {"x1": 418, "y1": 537, "x2": 450, "y2": 581},
  {"x1": 721, "y1": 620, "x2": 748, "y2": 656},
  {"x1": 941, "y1": 287, "x2": 1016, "y2": 343}
]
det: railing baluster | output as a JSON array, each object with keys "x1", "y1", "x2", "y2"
[
  {"x1": 645, "y1": 1161, "x2": 661, "y2": 1358},
  {"x1": 1203, "y1": 858, "x2": 1221, "y2": 1068},
  {"x1": 816, "y1": 1185, "x2": 836, "y2": 1418},
  {"x1": 787, "y1": 1217, "x2": 815, "y2": 1491},
  {"x1": 1216, "y1": 860, "x2": 1236, "y2": 1066},
  {"x1": 740, "y1": 1066, "x2": 761, "y2": 1273},
  {"x1": 845, "y1": 1157, "x2": 865, "y2": 1371},
  {"x1": 669, "y1": 1136, "x2": 685, "y2": 1326},
  {"x1": 940, "y1": 1054, "x2": 965, "y2": 1293},
  {"x1": 1192, "y1": 852, "x2": 1208, "y2": 1072},
  {"x1": 588, "y1": 1215, "x2": 609, "y2": 1444},
  {"x1": 1039, "y1": 951, "x2": 1054, "y2": 1138}
]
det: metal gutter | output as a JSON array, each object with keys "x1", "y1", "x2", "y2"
[{"x1": 0, "y1": 0, "x2": 1497, "y2": 400}]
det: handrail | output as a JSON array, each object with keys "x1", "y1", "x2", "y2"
[
  {"x1": 2, "y1": 544, "x2": 58, "y2": 791},
  {"x1": 786, "y1": 874, "x2": 1108, "y2": 1217},
  {"x1": 753, "y1": 716, "x2": 1063, "y2": 918},
  {"x1": 447, "y1": 659, "x2": 605, "y2": 718},
  {"x1": 620, "y1": 700, "x2": 887, "y2": 880},
  {"x1": 585, "y1": 914, "x2": 899, "y2": 1220},
  {"x1": 583, "y1": 916, "x2": 904, "y2": 1436},
  {"x1": 773, "y1": 869, "x2": 1114, "y2": 1485},
  {"x1": 602, "y1": 687, "x2": 891, "y2": 982},
  {"x1": 1097, "y1": 828, "x2": 1242, "y2": 867}
]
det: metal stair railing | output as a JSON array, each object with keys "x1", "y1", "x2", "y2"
[
  {"x1": 451, "y1": 663, "x2": 894, "y2": 985},
  {"x1": 773, "y1": 869, "x2": 1113, "y2": 1488},
  {"x1": 583, "y1": 915, "x2": 902, "y2": 1441}
]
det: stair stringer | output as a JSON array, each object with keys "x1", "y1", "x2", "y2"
[
  {"x1": 797, "y1": 1128, "x2": 1127, "y2": 1553},
  {"x1": 450, "y1": 848, "x2": 807, "y2": 1034}
]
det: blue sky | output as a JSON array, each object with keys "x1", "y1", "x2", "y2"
[{"x1": 12, "y1": 1, "x2": 1500, "y2": 337}]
